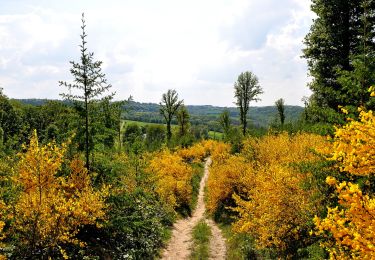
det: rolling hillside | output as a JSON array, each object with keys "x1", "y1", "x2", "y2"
[{"x1": 14, "y1": 99, "x2": 304, "y2": 131}]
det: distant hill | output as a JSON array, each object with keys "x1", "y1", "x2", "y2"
[
  {"x1": 125, "y1": 101, "x2": 303, "y2": 130},
  {"x1": 14, "y1": 99, "x2": 304, "y2": 131}
]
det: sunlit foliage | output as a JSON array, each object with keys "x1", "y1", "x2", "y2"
[
  {"x1": 206, "y1": 155, "x2": 249, "y2": 214},
  {"x1": 233, "y1": 133, "x2": 326, "y2": 254},
  {"x1": 330, "y1": 108, "x2": 375, "y2": 176},
  {"x1": 10, "y1": 131, "x2": 107, "y2": 258},
  {"x1": 148, "y1": 149, "x2": 193, "y2": 210},
  {"x1": 314, "y1": 179, "x2": 375, "y2": 259},
  {"x1": 314, "y1": 89, "x2": 375, "y2": 259}
]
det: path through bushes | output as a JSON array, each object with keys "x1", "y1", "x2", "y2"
[{"x1": 161, "y1": 158, "x2": 226, "y2": 259}]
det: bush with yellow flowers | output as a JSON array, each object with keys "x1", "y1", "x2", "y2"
[
  {"x1": 206, "y1": 155, "x2": 250, "y2": 217},
  {"x1": 9, "y1": 131, "x2": 108, "y2": 259},
  {"x1": 313, "y1": 88, "x2": 375, "y2": 259},
  {"x1": 231, "y1": 133, "x2": 326, "y2": 257},
  {"x1": 148, "y1": 149, "x2": 193, "y2": 211}
]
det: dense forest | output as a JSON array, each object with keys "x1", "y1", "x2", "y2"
[{"x1": 0, "y1": 1, "x2": 375, "y2": 259}]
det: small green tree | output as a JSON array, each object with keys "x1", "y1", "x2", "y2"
[
  {"x1": 159, "y1": 89, "x2": 183, "y2": 142},
  {"x1": 176, "y1": 105, "x2": 190, "y2": 137},
  {"x1": 275, "y1": 98, "x2": 286, "y2": 125},
  {"x1": 219, "y1": 110, "x2": 231, "y2": 139},
  {"x1": 59, "y1": 13, "x2": 114, "y2": 170},
  {"x1": 234, "y1": 71, "x2": 263, "y2": 135},
  {"x1": 145, "y1": 125, "x2": 165, "y2": 150}
]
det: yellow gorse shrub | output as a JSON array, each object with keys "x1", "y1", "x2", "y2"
[
  {"x1": 314, "y1": 178, "x2": 375, "y2": 259},
  {"x1": 330, "y1": 108, "x2": 375, "y2": 176},
  {"x1": 11, "y1": 130, "x2": 108, "y2": 258},
  {"x1": 314, "y1": 89, "x2": 375, "y2": 259},
  {"x1": 231, "y1": 133, "x2": 326, "y2": 253},
  {"x1": 148, "y1": 149, "x2": 193, "y2": 209},
  {"x1": 206, "y1": 155, "x2": 250, "y2": 214},
  {"x1": 176, "y1": 139, "x2": 231, "y2": 163}
]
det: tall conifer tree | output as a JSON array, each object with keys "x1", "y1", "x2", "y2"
[{"x1": 59, "y1": 13, "x2": 114, "y2": 170}]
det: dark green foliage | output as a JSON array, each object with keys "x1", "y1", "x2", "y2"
[
  {"x1": 123, "y1": 124, "x2": 142, "y2": 145},
  {"x1": 190, "y1": 125, "x2": 209, "y2": 140},
  {"x1": 219, "y1": 109, "x2": 231, "y2": 139},
  {"x1": 0, "y1": 90, "x2": 23, "y2": 146},
  {"x1": 303, "y1": 0, "x2": 375, "y2": 121},
  {"x1": 220, "y1": 224, "x2": 258, "y2": 260},
  {"x1": 337, "y1": 54, "x2": 375, "y2": 111},
  {"x1": 176, "y1": 105, "x2": 190, "y2": 137},
  {"x1": 45, "y1": 124, "x2": 59, "y2": 141},
  {"x1": 73, "y1": 190, "x2": 174, "y2": 260},
  {"x1": 234, "y1": 71, "x2": 263, "y2": 135},
  {"x1": 227, "y1": 127, "x2": 244, "y2": 154},
  {"x1": 0, "y1": 127, "x2": 3, "y2": 148},
  {"x1": 159, "y1": 89, "x2": 183, "y2": 142},
  {"x1": 145, "y1": 124, "x2": 166, "y2": 151},
  {"x1": 275, "y1": 98, "x2": 285, "y2": 125}
]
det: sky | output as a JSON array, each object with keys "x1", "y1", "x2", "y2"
[{"x1": 0, "y1": 0, "x2": 315, "y2": 106}]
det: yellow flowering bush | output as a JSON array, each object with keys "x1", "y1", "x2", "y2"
[
  {"x1": 242, "y1": 132, "x2": 327, "y2": 165},
  {"x1": 314, "y1": 178, "x2": 375, "y2": 259},
  {"x1": 206, "y1": 155, "x2": 251, "y2": 214},
  {"x1": 0, "y1": 200, "x2": 7, "y2": 260},
  {"x1": 176, "y1": 139, "x2": 231, "y2": 163},
  {"x1": 330, "y1": 108, "x2": 375, "y2": 176},
  {"x1": 11, "y1": 131, "x2": 108, "y2": 258},
  {"x1": 148, "y1": 149, "x2": 193, "y2": 209},
  {"x1": 177, "y1": 142, "x2": 207, "y2": 162},
  {"x1": 231, "y1": 133, "x2": 326, "y2": 255},
  {"x1": 314, "y1": 89, "x2": 375, "y2": 259}
]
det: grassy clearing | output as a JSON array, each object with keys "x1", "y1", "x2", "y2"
[
  {"x1": 123, "y1": 120, "x2": 224, "y2": 140},
  {"x1": 123, "y1": 119, "x2": 178, "y2": 128},
  {"x1": 208, "y1": 131, "x2": 224, "y2": 140},
  {"x1": 191, "y1": 220, "x2": 212, "y2": 260}
]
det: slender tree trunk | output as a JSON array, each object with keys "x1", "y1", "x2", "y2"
[
  {"x1": 167, "y1": 121, "x2": 171, "y2": 142},
  {"x1": 118, "y1": 121, "x2": 122, "y2": 150},
  {"x1": 84, "y1": 85, "x2": 90, "y2": 171},
  {"x1": 243, "y1": 116, "x2": 247, "y2": 135}
]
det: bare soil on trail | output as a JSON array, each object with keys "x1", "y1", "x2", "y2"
[{"x1": 161, "y1": 158, "x2": 226, "y2": 260}]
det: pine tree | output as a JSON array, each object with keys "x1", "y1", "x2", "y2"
[{"x1": 59, "y1": 13, "x2": 114, "y2": 170}]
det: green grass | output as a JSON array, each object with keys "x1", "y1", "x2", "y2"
[
  {"x1": 123, "y1": 119, "x2": 178, "y2": 128},
  {"x1": 123, "y1": 119, "x2": 161, "y2": 127},
  {"x1": 124, "y1": 120, "x2": 224, "y2": 140},
  {"x1": 191, "y1": 220, "x2": 212, "y2": 260},
  {"x1": 219, "y1": 224, "x2": 258, "y2": 260},
  {"x1": 208, "y1": 131, "x2": 224, "y2": 140}
]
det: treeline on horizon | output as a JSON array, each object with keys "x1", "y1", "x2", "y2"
[{"x1": 13, "y1": 98, "x2": 304, "y2": 129}]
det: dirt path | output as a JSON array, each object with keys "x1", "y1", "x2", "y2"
[
  {"x1": 161, "y1": 158, "x2": 226, "y2": 260},
  {"x1": 206, "y1": 219, "x2": 226, "y2": 260}
]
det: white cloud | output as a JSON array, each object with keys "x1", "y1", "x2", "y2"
[{"x1": 0, "y1": 0, "x2": 315, "y2": 106}]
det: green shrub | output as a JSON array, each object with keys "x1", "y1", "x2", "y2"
[{"x1": 75, "y1": 190, "x2": 174, "y2": 259}]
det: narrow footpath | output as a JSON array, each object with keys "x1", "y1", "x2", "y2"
[{"x1": 161, "y1": 158, "x2": 226, "y2": 260}]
